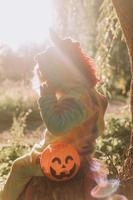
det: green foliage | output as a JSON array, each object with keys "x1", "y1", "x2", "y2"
[
  {"x1": 0, "y1": 108, "x2": 131, "y2": 184},
  {"x1": 0, "y1": 145, "x2": 29, "y2": 181},
  {"x1": 0, "y1": 43, "x2": 48, "y2": 81},
  {"x1": 0, "y1": 80, "x2": 40, "y2": 127},
  {"x1": 96, "y1": 110, "x2": 131, "y2": 178},
  {"x1": 96, "y1": 0, "x2": 130, "y2": 97},
  {"x1": 0, "y1": 111, "x2": 32, "y2": 183},
  {"x1": 11, "y1": 111, "x2": 31, "y2": 146},
  {"x1": 53, "y1": 0, "x2": 102, "y2": 55}
]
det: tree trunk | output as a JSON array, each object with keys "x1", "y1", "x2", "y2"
[{"x1": 111, "y1": 1, "x2": 133, "y2": 199}]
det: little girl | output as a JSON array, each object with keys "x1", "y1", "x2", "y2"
[{"x1": 1, "y1": 32, "x2": 107, "y2": 200}]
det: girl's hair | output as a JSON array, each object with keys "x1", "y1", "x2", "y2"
[
  {"x1": 32, "y1": 38, "x2": 99, "y2": 95},
  {"x1": 64, "y1": 40, "x2": 99, "y2": 87}
]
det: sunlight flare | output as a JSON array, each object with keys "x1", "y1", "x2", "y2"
[{"x1": 0, "y1": 0, "x2": 53, "y2": 49}]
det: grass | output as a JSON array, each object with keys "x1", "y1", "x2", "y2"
[
  {"x1": 96, "y1": 109, "x2": 131, "y2": 178},
  {"x1": 0, "y1": 80, "x2": 41, "y2": 130},
  {"x1": 0, "y1": 79, "x2": 131, "y2": 185},
  {"x1": 0, "y1": 109, "x2": 131, "y2": 183},
  {"x1": 0, "y1": 109, "x2": 42, "y2": 184}
]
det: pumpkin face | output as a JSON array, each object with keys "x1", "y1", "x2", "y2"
[{"x1": 40, "y1": 142, "x2": 80, "y2": 181}]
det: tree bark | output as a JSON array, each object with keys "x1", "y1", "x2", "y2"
[
  {"x1": 112, "y1": 0, "x2": 133, "y2": 145},
  {"x1": 111, "y1": 1, "x2": 133, "y2": 199}
]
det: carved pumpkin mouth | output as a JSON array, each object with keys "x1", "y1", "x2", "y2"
[
  {"x1": 40, "y1": 142, "x2": 80, "y2": 181},
  {"x1": 50, "y1": 163, "x2": 76, "y2": 179}
]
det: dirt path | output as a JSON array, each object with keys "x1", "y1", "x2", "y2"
[{"x1": 0, "y1": 129, "x2": 42, "y2": 147}]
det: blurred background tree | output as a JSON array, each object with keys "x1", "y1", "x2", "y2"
[
  {"x1": 0, "y1": 0, "x2": 131, "y2": 128},
  {"x1": 0, "y1": 0, "x2": 130, "y2": 98},
  {"x1": 96, "y1": 0, "x2": 130, "y2": 98},
  {"x1": 0, "y1": 0, "x2": 132, "y2": 199},
  {"x1": 52, "y1": 0, "x2": 102, "y2": 55}
]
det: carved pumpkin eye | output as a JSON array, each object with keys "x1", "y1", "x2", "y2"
[
  {"x1": 52, "y1": 157, "x2": 61, "y2": 164},
  {"x1": 40, "y1": 142, "x2": 80, "y2": 181},
  {"x1": 65, "y1": 156, "x2": 73, "y2": 163}
]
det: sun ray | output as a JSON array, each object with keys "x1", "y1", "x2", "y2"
[{"x1": 0, "y1": 0, "x2": 53, "y2": 49}]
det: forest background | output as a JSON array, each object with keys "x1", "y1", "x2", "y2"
[{"x1": 0, "y1": 0, "x2": 131, "y2": 187}]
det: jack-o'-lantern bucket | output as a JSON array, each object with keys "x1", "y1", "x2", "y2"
[{"x1": 40, "y1": 142, "x2": 80, "y2": 181}]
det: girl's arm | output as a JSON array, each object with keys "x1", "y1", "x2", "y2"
[{"x1": 38, "y1": 85, "x2": 88, "y2": 136}]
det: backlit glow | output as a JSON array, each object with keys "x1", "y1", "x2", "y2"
[{"x1": 0, "y1": 0, "x2": 53, "y2": 49}]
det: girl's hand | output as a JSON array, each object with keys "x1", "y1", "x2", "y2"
[{"x1": 40, "y1": 82, "x2": 56, "y2": 97}]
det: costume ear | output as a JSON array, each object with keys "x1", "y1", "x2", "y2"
[
  {"x1": 34, "y1": 52, "x2": 44, "y2": 65},
  {"x1": 34, "y1": 48, "x2": 50, "y2": 67},
  {"x1": 49, "y1": 29, "x2": 74, "y2": 49},
  {"x1": 49, "y1": 29, "x2": 62, "y2": 46}
]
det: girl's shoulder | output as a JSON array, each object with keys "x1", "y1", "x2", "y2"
[{"x1": 60, "y1": 85, "x2": 89, "y2": 101}]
